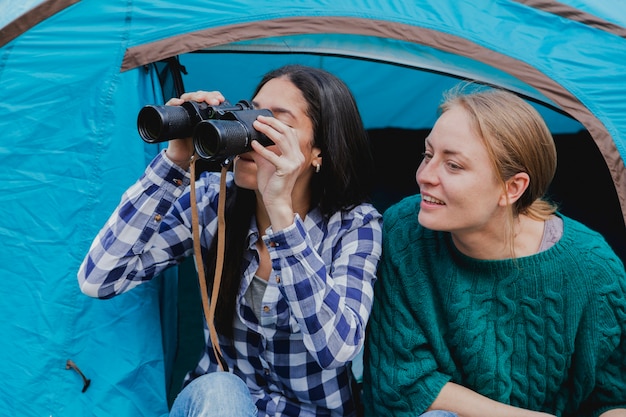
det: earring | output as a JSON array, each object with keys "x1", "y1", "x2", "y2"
[{"x1": 315, "y1": 163, "x2": 321, "y2": 173}]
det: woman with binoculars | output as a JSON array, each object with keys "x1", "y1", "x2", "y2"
[{"x1": 78, "y1": 64, "x2": 382, "y2": 417}]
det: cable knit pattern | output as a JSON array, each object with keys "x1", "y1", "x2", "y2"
[{"x1": 363, "y1": 194, "x2": 626, "y2": 417}]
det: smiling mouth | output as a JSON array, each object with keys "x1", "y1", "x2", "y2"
[{"x1": 423, "y1": 195, "x2": 445, "y2": 205}]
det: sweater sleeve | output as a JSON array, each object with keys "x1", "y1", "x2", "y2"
[
  {"x1": 581, "y1": 253, "x2": 626, "y2": 417},
  {"x1": 363, "y1": 198, "x2": 451, "y2": 416}
]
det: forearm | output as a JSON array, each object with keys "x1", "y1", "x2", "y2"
[
  {"x1": 431, "y1": 382, "x2": 555, "y2": 417},
  {"x1": 600, "y1": 410, "x2": 626, "y2": 417},
  {"x1": 78, "y1": 151, "x2": 193, "y2": 297}
]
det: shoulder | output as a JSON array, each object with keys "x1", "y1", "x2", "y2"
[
  {"x1": 551, "y1": 215, "x2": 626, "y2": 303},
  {"x1": 559, "y1": 213, "x2": 624, "y2": 272},
  {"x1": 323, "y1": 202, "x2": 383, "y2": 241},
  {"x1": 171, "y1": 170, "x2": 236, "y2": 217},
  {"x1": 328, "y1": 202, "x2": 382, "y2": 225},
  {"x1": 350, "y1": 201, "x2": 383, "y2": 220},
  {"x1": 197, "y1": 169, "x2": 234, "y2": 187},
  {"x1": 381, "y1": 194, "x2": 427, "y2": 247},
  {"x1": 195, "y1": 170, "x2": 235, "y2": 197},
  {"x1": 379, "y1": 194, "x2": 444, "y2": 267},
  {"x1": 382, "y1": 194, "x2": 422, "y2": 230}
]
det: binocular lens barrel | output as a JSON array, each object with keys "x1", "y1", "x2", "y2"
[
  {"x1": 193, "y1": 120, "x2": 251, "y2": 159},
  {"x1": 137, "y1": 100, "x2": 272, "y2": 161},
  {"x1": 137, "y1": 105, "x2": 192, "y2": 143}
]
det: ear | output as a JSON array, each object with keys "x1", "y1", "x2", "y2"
[
  {"x1": 310, "y1": 147, "x2": 322, "y2": 170},
  {"x1": 498, "y1": 172, "x2": 530, "y2": 207}
]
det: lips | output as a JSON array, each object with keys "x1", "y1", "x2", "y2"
[{"x1": 423, "y1": 195, "x2": 445, "y2": 205}]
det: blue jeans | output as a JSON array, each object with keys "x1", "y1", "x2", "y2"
[
  {"x1": 420, "y1": 411, "x2": 458, "y2": 417},
  {"x1": 169, "y1": 372, "x2": 257, "y2": 417}
]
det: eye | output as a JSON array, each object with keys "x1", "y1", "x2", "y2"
[
  {"x1": 421, "y1": 151, "x2": 433, "y2": 161},
  {"x1": 276, "y1": 115, "x2": 294, "y2": 129},
  {"x1": 446, "y1": 161, "x2": 463, "y2": 171}
]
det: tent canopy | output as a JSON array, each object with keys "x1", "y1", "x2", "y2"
[{"x1": 1, "y1": 1, "x2": 625, "y2": 416}]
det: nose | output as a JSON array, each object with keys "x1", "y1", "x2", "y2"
[{"x1": 416, "y1": 159, "x2": 437, "y2": 187}]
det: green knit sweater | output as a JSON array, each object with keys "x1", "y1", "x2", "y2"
[{"x1": 363, "y1": 194, "x2": 626, "y2": 417}]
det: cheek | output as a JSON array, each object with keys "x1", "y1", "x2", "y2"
[
  {"x1": 298, "y1": 136, "x2": 314, "y2": 156},
  {"x1": 455, "y1": 181, "x2": 503, "y2": 214},
  {"x1": 297, "y1": 124, "x2": 315, "y2": 149},
  {"x1": 233, "y1": 173, "x2": 256, "y2": 190}
]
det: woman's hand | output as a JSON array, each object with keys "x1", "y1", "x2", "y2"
[
  {"x1": 164, "y1": 90, "x2": 225, "y2": 169},
  {"x1": 431, "y1": 382, "x2": 557, "y2": 417},
  {"x1": 250, "y1": 114, "x2": 308, "y2": 230}
]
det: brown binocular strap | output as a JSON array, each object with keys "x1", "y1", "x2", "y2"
[{"x1": 190, "y1": 155, "x2": 229, "y2": 372}]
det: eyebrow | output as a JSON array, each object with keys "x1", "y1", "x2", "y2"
[
  {"x1": 424, "y1": 137, "x2": 463, "y2": 157},
  {"x1": 251, "y1": 101, "x2": 295, "y2": 119}
]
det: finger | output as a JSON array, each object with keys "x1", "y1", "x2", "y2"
[
  {"x1": 258, "y1": 114, "x2": 290, "y2": 132},
  {"x1": 251, "y1": 139, "x2": 280, "y2": 163},
  {"x1": 179, "y1": 90, "x2": 225, "y2": 105},
  {"x1": 165, "y1": 97, "x2": 184, "y2": 106},
  {"x1": 252, "y1": 117, "x2": 292, "y2": 148}
]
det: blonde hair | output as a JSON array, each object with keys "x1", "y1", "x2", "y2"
[{"x1": 441, "y1": 84, "x2": 558, "y2": 254}]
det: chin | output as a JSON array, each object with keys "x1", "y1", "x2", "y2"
[
  {"x1": 233, "y1": 177, "x2": 257, "y2": 191},
  {"x1": 233, "y1": 159, "x2": 258, "y2": 190},
  {"x1": 233, "y1": 172, "x2": 257, "y2": 191},
  {"x1": 417, "y1": 212, "x2": 445, "y2": 231}
]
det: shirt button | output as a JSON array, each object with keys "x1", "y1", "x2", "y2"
[
  {"x1": 275, "y1": 275, "x2": 281, "y2": 284},
  {"x1": 173, "y1": 178, "x2": 183, "y2": 186},
  {"x1": 154, "y1": 214, "x2": 162, "y2": 222},
  {"x1": 263, "y1": 305, "x2": 270, "y2": 313},
  {"x1": 264, "y1": 368, "x2": 270, "y2": 375},
  {"x1": 269, "y1": 241, "x2": 278, "y2": 247}
]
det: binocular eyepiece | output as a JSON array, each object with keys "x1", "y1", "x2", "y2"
[{"x1": 137, "y1": 99, "x2": 273, "y2": 161}]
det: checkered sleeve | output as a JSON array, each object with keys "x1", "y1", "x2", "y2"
[
  {"x1": 264, "y1": 204, "x2": 383, "y2": 369},
  {"x1": 78, "y1": 150, "x2": 213, "y2": 299}
]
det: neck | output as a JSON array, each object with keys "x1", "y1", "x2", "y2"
[{"x1": 451, "y1": 214, "x2": 545, "y2": 260}]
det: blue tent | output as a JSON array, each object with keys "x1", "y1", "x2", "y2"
[{"x1": 1, "y1": 1, "x2": 625, "y2": 415}]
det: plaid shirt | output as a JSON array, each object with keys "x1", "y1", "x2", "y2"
[{"x1": 78, "y1": 151, "x2": 383, "y2": 416}]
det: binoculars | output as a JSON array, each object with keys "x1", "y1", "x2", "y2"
[{"x1": 137, "y1": 99, "x2": 273, "y2": 161}]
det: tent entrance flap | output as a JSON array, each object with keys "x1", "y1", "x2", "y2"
[{"x1": 151, "y1": 56, "x2": 187, "y2": 103}]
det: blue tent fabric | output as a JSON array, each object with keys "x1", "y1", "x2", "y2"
[
  {"x1": 119, "y1": 0, "x2": 626, "y2": 215},
  {"x1": 1, "y1": 1, "x2": 625, "y2": 416}
]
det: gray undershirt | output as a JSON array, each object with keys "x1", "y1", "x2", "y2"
[
  {"x1": 538, "y1": 215, "x2": 564, "y2": 252},
  {"x1": 245, "y1": 275, "x2": 268, "y2": 321}
]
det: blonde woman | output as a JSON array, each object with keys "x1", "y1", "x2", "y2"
[{"x1": 363, "y1": 87, "x2": 626, "y2": 417}]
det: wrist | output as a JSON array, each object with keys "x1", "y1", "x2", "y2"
[{"x1": 266, "y1": 204, "x2": 295, "y2": 232}]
